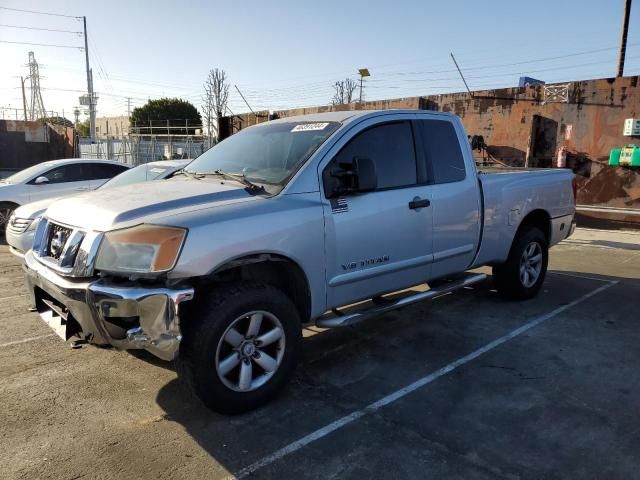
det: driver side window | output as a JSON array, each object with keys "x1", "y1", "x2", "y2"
[
  {"x1": 36, "y1": 164, "x2": 83, "y2": 184},
  {"x1": 333, "y1": 121, "x2": 417, "y2": 190}
]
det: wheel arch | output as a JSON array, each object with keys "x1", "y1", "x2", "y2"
[
  {"x1": 0, "y1": 201, "x2": 20, "y2": 227},
  {"x1": 0, "y1": 200, "x2": 21, "y2": 209},
  {"x1": 198, "y1": 253, "x2": 312, "y2": 323},
  {"x1": 515, "y1": 209, "x2": 551, "y2": 245}
]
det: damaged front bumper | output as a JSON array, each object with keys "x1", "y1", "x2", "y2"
[{"x1": 23, "y1": 250, "x2": 194, "y2": 361}]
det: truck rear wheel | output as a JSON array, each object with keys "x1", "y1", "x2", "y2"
[
  {"x1": 492, "y1": 226, "x2": 548, "y2": 300},
  {"x1": 177, "y1": 282, "x2": 301, "y2": 414}
]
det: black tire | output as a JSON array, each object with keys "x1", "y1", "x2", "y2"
[
  {"x1": 492, "y1": 226, "x2": 548, "y2": 300},
  {"x1": 0, "y1": 202, "x2": 18, "y2": 232},
  {"x1": 177, "y1": 282, "x2": 301, "y2": 414}
]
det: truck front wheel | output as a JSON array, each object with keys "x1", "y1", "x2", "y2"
[
  {"x1": 177, "y1": 282, "x2": 301, "y2": 414},
  {"x1": 492, "y1": 226, "x2": 548, "y2": 300}
]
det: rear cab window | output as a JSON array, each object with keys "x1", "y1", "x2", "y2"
[{"x1": 415, "y1": 119, "x2": 466, "y2": 184}]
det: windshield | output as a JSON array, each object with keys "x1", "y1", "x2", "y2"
[
  {"x1": 4, "y1": 162, "x2": 56, "y2": 184},
  {"x1": 185, "y1": 121, "x2": 340, "y2": 187},
  {"x1": 100, "y1": 163, "x2": 173, "y2": 189}
]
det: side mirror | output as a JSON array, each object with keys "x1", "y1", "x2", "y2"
[
  {"x1": 354, "y1": 157, "x2": 377, "y2": 193},
  {"x1": 323, "y1": 157, "x2": 377, "y2": 198},
  {"x1": 34, "y1": 176, "x2": 49, "y2": 185}
]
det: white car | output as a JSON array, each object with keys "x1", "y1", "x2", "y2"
[
  {"x1": 0, "y1": 158, "x2": 129, "y2": 230},
  {"x1": 5, "y1": 159, "x2": 191, "y2": 257}
]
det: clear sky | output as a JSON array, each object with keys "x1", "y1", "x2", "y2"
[{"x1": 1, "y1": 0, "x2": 639, "y2": 122}]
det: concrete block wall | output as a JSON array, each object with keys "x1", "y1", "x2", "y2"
[{"x1": 0, "y1": 120, "x2": 77, "y2": 177}]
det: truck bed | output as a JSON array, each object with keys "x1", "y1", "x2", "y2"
[
  {"x1": 472, "y1": 166, "x2": 575, "y2": 268},
  {"x1": 478, "y1": 166, "x2": 560, "y2": 174}
]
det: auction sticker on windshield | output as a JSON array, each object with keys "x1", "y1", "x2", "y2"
[{"x1": 291, "y1": 123, "x2": 330, "y2": 132}]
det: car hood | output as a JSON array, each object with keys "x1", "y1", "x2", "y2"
[
  {"x1": 46, "y1": 177, "x2": 261, "y2": 231},
  {"x1": 13, "y1": 197, "x2": 58, "y2": 219}
]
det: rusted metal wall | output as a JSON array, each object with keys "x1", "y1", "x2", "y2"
[
  {"x1": 432, "y1": 77, "x2": 640, "y2": 208},
  {"x1": 226, "y1": 76, "x2": 640, "y2": 208},
  {"x1": 0, "y1": 120, "x2": 77, "y2": 176}
]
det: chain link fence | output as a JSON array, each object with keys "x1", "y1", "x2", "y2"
[{"x1": 79, "y1": 135, "x2": 214, "y2": 165}]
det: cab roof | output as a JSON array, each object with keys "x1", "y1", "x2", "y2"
[{"x1": 265, "y1": 109, "x2": 456, "y2": 126}]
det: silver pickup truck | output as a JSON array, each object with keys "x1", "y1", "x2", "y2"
[{"x1": 23, "y1": 110, "x2": 576, "y2": 413}]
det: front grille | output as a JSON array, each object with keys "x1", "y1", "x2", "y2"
[
  {"x1": 45, "y1": 222, "x2": 73, "y2": 260},
  {"x1": 7, "y1": 217, "x2": 31, "y2": 235},
  {"x1": 33, "y1": 218, "x2": 91, "y2": 275}
]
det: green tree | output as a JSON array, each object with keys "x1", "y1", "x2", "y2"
[
  {"x1": 38, "y1": 116, "x2": 74, "y2": 128},
  {"x1": 131, "y1": 98, "x2": 202, "y2": 135},
  {"x1": 77, "y1": 119, "x2": 90, "y2": 137}
]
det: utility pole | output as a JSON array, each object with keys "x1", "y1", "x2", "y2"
[
  {"x1": 83, "y1": 16, "x2": 96, "y2": 141},
  {"x1": 20, "y1": 76, "x2": 28, "y2": 121},
  {"x1": 126, "y1": 97, "x2": 131, "y2": 117},
  {"x1": 617, "y1": 0, "x2": 633, "y2": 77},
  {"x1": 73, "y1": 107, "x2": 80, "y2": 129}
]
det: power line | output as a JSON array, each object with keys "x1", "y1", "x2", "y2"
[
  {"x1": 370, "y1": 56, "x2": 640, "y2": 85},
  {"x1": 370, "y1": 43, "x2": 640, "y2": 79},
  {"x1": 0, "y1": 24, "x2": 82, "y2": 34},
  {"x1": 233, "y1": 43, "x2": 640, "y2": 100},
  {"x1": 0, "y1": 6, "x2": 81, "y2": 19},
  {"x1": 88, "y1": 38, "x2": 115, "y2": 95},
  {"x1": 0, "y1": 40, "x2": 83, "y2": 49},
  {"x1": 236, "y1": 44, "x2": 640, "y2": 99}
]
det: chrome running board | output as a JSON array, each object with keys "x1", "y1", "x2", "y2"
[{"x1": 316, "y1": 272, "x2": 487, "y2": 328}]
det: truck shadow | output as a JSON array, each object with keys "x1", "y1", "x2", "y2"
[{"x1": 153, "y1": 271, "x2": 638, "y2": 476}]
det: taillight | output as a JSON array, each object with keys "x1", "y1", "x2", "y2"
[{"x1": 571, "y1": 176, "x2": 578, "y2": 205}]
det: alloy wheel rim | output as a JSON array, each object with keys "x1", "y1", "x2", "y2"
[
  {"x1": 215, "y1": 310, "x2": 285, "y2": 392},
  {"x1": 0, "y1": 208, "x2": 13, "y2": 230},
  {"x1": 519, "y1": 241, "x2": 543, "y2": 288}
]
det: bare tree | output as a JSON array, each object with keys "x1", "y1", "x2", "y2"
[
  {"x1": 202, "y1": 86, "x2": 215, "y2": 140},
  {"x1": 332, "y1": 78, "x2": 358, "y2": 105},
  {"x1": 203, "y1": 68, "x2": 230, "y2": 139}
]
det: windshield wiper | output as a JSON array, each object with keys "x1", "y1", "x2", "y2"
[
  {"x1": 174, "y1": 169, "x2": 201, "y2": 180},
  {"x1": 209, "y1": 169, "x2": 265, "y2": 192}
]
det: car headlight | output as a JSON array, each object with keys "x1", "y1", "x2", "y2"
[
  {"x1": 95, "y1": 224, "x2": 187, "y2": 274},
  {"x1": 6, "y1": 214, "x2": 16, "y2": 232}
]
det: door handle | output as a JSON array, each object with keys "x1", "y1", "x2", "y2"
[{"x1": 408, "y1": 197, "x2": 430, "y2": 210}]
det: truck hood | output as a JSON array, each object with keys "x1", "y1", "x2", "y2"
[
  {"x1": 46, "y1": 177, "x2": 260, "y2": 231},
  {"x1": 13, "y1": 197, "x2": 59, "y2": 220}
]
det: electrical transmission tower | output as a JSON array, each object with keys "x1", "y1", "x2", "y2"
[
  {"x1": 73, "y1": 107, "x2": 80, "y2": 128},
  {"x1": 28, "y1": 51, "x2": 47, "y2": 120}
]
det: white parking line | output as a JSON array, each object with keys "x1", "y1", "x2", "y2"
[
  {"x1": 0, "y1": 334, "x2": 55, "y2": 349},
  {"x1": 234, "y1": 281, "x2": 617, "y2": 479},
  {"x1": 549, "y1": 271, "x2": 618, "y2": 283}
]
